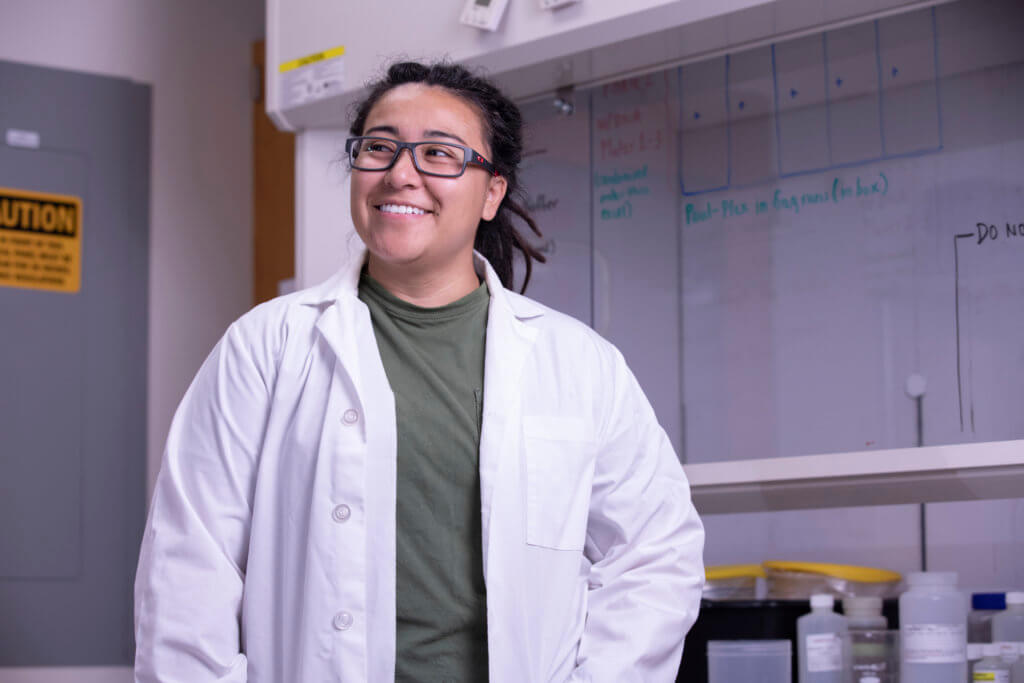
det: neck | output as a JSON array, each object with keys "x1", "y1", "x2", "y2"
[{"x1": 366, "y1": 254, "x2": 480, "y2": 307}]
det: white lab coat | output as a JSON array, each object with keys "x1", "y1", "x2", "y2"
[{"x1": 134, "y1": 250, "x2": 704, "y2": 683}]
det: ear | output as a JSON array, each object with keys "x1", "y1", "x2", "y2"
[{"x1": 480, "y1": 174, "x2": 508, "y2": 221}]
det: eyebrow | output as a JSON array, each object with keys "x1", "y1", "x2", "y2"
[
  {"x1": 424, "y1": 129, "x2": 469, "y2": 145},
  {"x1": 363, "y1": 125, "x2": 469, "y2": 146}
]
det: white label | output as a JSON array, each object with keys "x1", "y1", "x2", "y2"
[
  {"x1": 902, "y1": 623, "x2": 966, "y2": 663},
  {"x1": 278, "y1": 56, "x2": 344, "y2": 110},
  {"x1": 807, "y1": 632, "x2": 843, "y2": 672},
  {"x1": 459, "y1": 0, "x2": 509, "y2": 31},
  {"x1": 997, "y1": 642, "x2": 1021, "y2": 661},
  {"x1": 5, "y1": 129, "x2": 40, "y2": 148},
  {"x1": 972, "y1": 669, "x2": 1010, "y2": 682}
]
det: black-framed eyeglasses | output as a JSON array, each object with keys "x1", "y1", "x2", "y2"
[{"x1": 345, "y1": 136, "x2": 498, "y2": 178}]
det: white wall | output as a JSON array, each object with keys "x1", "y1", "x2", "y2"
[
  {"x1": 267, "y1": 0, "x2": 773, "y2": 129},
  {"x1": 0, "y1": 1, "x2": 263, "y2": 680},
  {"x1": 295, "y1": 129, "x2": 356, "y2": 288}
]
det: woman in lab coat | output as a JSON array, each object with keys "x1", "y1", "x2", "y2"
[{"x1": 134, "y1": 61, "x2": 705, "y2": 683}]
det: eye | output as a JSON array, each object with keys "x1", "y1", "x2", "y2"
[
  {"x1": 422, "y1": 144, "x2": 456, "y2": 159},
  {"x1": 364, "y1": 139, "x2": 396, "y2": 153}
]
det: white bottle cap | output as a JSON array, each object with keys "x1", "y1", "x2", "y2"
[
  {"x1": 1006, "y1": 592, "x2": 1024, "y2": 606},
  {"x1": 967, "y1": 643, "x2": 984, "y2": 660},
  {"x1": 907, "y1": 571, "x2": 958, "y2": 586},
  {"x1": 810, "y1": 593, "x2": 835, "y2": 609},
  {"x1": 983, "y1": 643, "x2": 1003, "y2": 658}
]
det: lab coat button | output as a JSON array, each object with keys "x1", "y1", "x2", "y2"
[
  {"x1": 331, "y1": 504, "x2": 351, "y2": 523},
  {"x1": 341, "y1": 409, "x2": 359, "y2": 425},
  {"x1": 332, "y1": 611, "x2": 353, "y2": 631}
]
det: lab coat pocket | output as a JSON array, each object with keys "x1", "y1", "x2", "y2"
[{"x1": 522, "y1": 416, "x2": 596, "y2": 551}]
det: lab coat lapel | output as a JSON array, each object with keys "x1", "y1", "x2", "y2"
[
  {"x1": 306, "y1": 251, "x2": 370, "y2": 406},
  {"x1": 310, "y1": 271, "x2": 396, "y2": 451},
  {"x1": 314, "y1": 301, "x2": 365, "y2": 394}
]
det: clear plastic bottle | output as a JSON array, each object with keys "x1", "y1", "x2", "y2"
[
  {"x1": 900, "y1": 571, "x2": 968, "y2": 683},
  {"x1": 844, "y1": 596, "x2": 895, "y2": 683},
  {"x1": 972, "y1": 643, "x2": 1011, "y2": 682},
  {"x1": 994, "y1": 592, "x2": 1024, "y2": 683},
  {"x1": 993, "y1": 593, "x2": 1024, "y2": 643},
  {"x1": 995, "y1": 642, "x2": 1024, "y2": 683},
  {"x1": 998, "y1": 641, "x2": 1022, "y2": 668},
  {"x1": 798, "y1": 593, "x2": 848, "y2": 683},
  {"x1": 970, "y1": 643, "x2": 986, "y2": 674},
  {"x1": 971, "y1": 593, "x2": 1007, "y2": 643},
  {"x1": 845, "y1": 629, "x2": 898, "y2": 683}
]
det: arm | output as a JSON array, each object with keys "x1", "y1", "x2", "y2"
[
  {"x1": 134, "y1": 322, "x2": 272, "y2": 682},
  {"x1": 572, "y1": 347, "x2": 705, "y2": 683}
]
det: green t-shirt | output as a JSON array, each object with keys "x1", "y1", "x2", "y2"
[{"x1": 358, "y1": 271, "x2": 490, "y2": 683}]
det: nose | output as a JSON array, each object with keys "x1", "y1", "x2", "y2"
[{"x1": 384, "y1": 147, "x2": 421, "y2": 187}]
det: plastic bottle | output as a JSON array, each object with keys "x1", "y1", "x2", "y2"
[
  {"x1": 900, "y1": 571, "x2": 968, "y2": 683},
  {"x1": 846, "y1": 596, "x2": 889, "y2": 630},
  {"x1": 993, "y1": 591, "x2": 1024, "y2": 683},
  {"x1": 993, "y1": 642, "x2": 1024, "y2": 683},
  {"x1": 970, "y1": 643, "x2": 986, "y2": 672},
  {"x1": 971, "y1": 593, "x2": 1007, "y2": 643},
  {"x1": 846, "y1": 629, "x2": 899, "y2": 683},
  {"x1": 993, "y1": 593, "x2": 1024, "y2": 643},
  {"x1": 798, "y1": 593, "x2": 848, "y2": 683},
  {"x1": 843, "y1": 596, "x2": 895, "y2": 682},
  {"x1": 972, "y1": 643, "x2": 1011, "y2": 682},
  {"x1": 1010, "y1": 646, "x2": 1024, "y2": 683}
]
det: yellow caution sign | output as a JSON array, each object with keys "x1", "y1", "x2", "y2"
[{"x1": 0, "y1": 187, "x2": 82, "y2": 293}]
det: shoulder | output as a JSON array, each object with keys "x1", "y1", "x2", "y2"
[
  {"x1": 221, "y1": 274, "x2": 350, "y2": 371},
  {"x1": 503, "y1": 290, "x2": 643, "y2": 444},
  {"x1": 234, "y1": 266, "x2": 355, "y2": 338},
  {"x1": 229, "y1": 290, "x2": 317, "y2": 348},
  {"x1": 504, "y1": 289, "x2": 624, "y2": 367}
]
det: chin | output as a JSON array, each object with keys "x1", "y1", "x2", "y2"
[
  {"x1": 363, "y1": 235, "x2": 432, "y2": 267},
  {"x1": 357, "y1": 223, "x2": 425, "y2": 259}
]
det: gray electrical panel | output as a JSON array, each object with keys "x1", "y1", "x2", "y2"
[{"x1": 0, "y1": 60, "x2": 150, "y2": 665}]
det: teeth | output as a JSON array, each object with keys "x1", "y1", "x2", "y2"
[{"x1": 379, "y1": 203, "x2": 426, "y2": 215}]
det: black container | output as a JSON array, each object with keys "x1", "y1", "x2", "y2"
[{"x1": 677, "y1": 598, "x2": 900, "y2": 683}]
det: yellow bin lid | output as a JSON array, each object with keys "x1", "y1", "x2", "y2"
[
  {"x1": 762, "y1": 561, "x2": 901, "y2": 583},
  {"x1": 706, "y1": 564, "x2": 767, "y2": 581}
]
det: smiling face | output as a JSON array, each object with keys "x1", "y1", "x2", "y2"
[{"x1": 350, "y1": 83, "x2": 507, "y2": 283}]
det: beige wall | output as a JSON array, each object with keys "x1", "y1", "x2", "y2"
[
  {"x1": 0, "y1": 0, "x2": 264, "y2": 496},
  {"x1": 0, "y1": 2, "x2": 263, "y2": 679}
]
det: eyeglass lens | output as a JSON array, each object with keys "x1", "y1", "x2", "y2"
[{"x1": 349, "y1": 138, "x2": 466, "y2": 176}]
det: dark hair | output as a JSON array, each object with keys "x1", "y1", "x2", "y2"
[{"x1": 349, "y1": 61, "x2": 545, "y2": 293}]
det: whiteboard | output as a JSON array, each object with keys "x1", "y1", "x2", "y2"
[{"x1": 518, "y1": 0, "x2": 1024, "y2": 464}]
